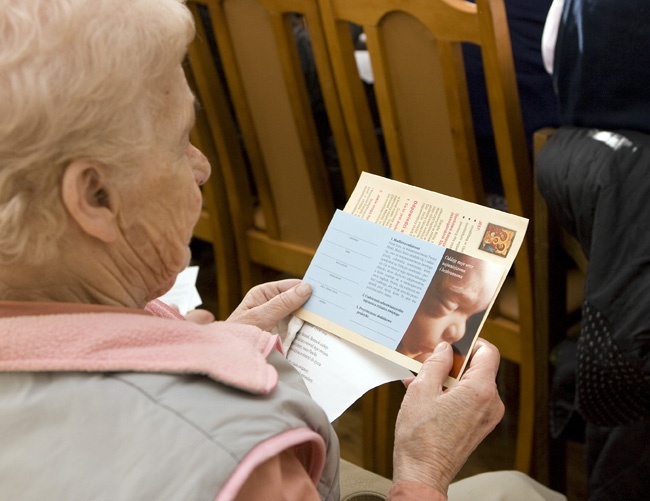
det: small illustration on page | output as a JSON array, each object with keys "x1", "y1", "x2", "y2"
[{"x1": 479, "y1": 223, "x2": 516, "y2": 258}]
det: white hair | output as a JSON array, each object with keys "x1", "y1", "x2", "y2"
[{"x1": 0, "y1": 0, "x2": 194, "y2": 264}]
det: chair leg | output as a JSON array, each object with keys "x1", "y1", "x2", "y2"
[{"x1": 515, "y1": 359, "x2": 534, "y2": 473}]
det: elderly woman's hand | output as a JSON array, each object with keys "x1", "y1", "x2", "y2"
[
  {"x1": 226, "y1": 279, "x2": 312, "y2": 332},
  {"x1": 392, "y1": 339, "x2": 504, "y2": 495}
]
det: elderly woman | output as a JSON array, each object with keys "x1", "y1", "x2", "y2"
[{"x1": 0, "y1": 1, "x2": 565, "y2": 500}]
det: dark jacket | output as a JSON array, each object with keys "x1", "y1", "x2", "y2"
[{"x1": 537, "y1": 126, "x2": 650, "y2": 500}]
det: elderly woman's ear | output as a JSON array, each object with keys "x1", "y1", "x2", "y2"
[{"x1": 61, "y1": 160, "x2": 119, "y2": 243}]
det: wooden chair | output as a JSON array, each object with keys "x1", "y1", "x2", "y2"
[
  {"x1": 185, "y1": 0, "x2": 359, "y2": 297},
  {"x1": 317, "y1": 0, "x2": 538, "y2": 476},
  {"x1": 533, "y1": 127, "x2": 586, "y2": 487},
  {"x1": 184, "y1": 62, "x2": 243, "y2": 321}
]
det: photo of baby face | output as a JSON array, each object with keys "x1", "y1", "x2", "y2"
[{"x1": 396, "y1": 250, "x2": 503, "y2": 375}]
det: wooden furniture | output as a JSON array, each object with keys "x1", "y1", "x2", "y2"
[
  {"x1": 184, "y1": 63, "x2": 242, "y2": 320},
  {"x1": 184, "y1": 0, "x2": 585, "y2": 481},
  {"x1": 533, "y1": 127, "x2": 586, "y2": 487},
  {"x1": 185, "y1": 0, "x2": 360, "y2": 297},
  {"x1": 317, "y1": 0, "x2": 535, "y2": 476}
]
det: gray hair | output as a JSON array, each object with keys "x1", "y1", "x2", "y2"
[{"x1": 0, "y1": 0, "x2": 194, "y2": 264}]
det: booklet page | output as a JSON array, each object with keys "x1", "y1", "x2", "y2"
[
  {"x1": 298, "y1": 211, "x2": 506, "y2": 371},
  {"x1": 290, "y1": 172, "x2": 528, "y2": 417},
  {"x1": 285, "y1": 321, "x2": 412, "y2": 421}
]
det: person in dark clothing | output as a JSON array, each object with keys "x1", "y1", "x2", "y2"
[
  {"x1": 549, "y1": 0, "x2": 650, "y2": 134},
  {"x1": 537, "y1": 127, "x2": 650, "y2": 501},
  {"x1": 539, "y1": 3, "x2": 650, "y2": 498}
]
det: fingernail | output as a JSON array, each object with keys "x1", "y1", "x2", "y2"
[
  {"x1": 295, "y1": 282, "x2": 312, "y2": 297},
  {"x1": 434, "y1": 341, "x2": 449, "y2": 353}
]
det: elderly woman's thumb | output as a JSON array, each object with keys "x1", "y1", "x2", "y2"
[
  {"x1": 276, "y1": 282, "x2": 312, "y2": 312},
  {"x1": 418, "y1": 342, "x2": 454, "y2": 386}
]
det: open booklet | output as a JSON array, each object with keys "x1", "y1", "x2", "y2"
[{"x1": 286, "y1": 172, "x2": 528, "y2": 421}]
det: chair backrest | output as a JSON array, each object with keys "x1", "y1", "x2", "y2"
[
  {"x1": 317, "y1": 0, "x2": 535, "y2": 475},
  {"x1": 318, "y1": 0, "x2": 531, "y2": 211},
  {"x1": 185, "y1": 61, "x2": 243, "y2": 320},
  {"x1": 185, "y1": 0, "x2": 358, "y2": 293}
]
